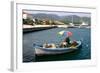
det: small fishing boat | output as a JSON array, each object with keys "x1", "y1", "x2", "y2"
[{"x1": 34, "y1": 41, "x2": 82, "y2": 55}]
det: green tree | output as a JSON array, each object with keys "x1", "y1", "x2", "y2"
[{"x1": 23, "y1": 18, "x2": 33, "y2": 25}]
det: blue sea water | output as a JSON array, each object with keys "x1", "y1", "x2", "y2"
[{"x1": 23, "y1": 28, "x2": 91, "y2": 62}]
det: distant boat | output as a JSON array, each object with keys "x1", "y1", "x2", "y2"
[{"x1": 34, "y1": 41, "x2": 82, "y2": 56}]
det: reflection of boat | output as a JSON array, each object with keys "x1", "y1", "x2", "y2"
[{"x1": 34, "y1": 41, "x2": 82, "y2": 55}]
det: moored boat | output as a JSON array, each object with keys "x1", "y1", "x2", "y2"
[{"x1": 34, "y1": 41, "x2": 82, "y2": 55}]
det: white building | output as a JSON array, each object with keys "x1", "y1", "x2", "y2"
[
  {"x1": 23, "y1": 12, "x2": 33, "y2": 19},
  {"x1": 23, "y1": 12, "x2": 27, "y2": 19}
]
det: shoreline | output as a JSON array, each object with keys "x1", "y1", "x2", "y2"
[
  {"x1": 23, "y1": 25, "x2": 57, "y2": 33},
  {"x1": 23, "y1": 24, "x2": 90, "y2": 33}
]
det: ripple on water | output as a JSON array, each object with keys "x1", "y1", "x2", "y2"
[{"x1": 23, "y1": 28, "x2": 91, "y2": 62}]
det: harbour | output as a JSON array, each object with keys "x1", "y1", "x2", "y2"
[{"x1": 23, "y1": 27, "x2": 91, "y2": 62}]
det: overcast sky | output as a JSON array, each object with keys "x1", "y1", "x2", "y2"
[{"x1": 23, "y1": 10, "x2": 91, "y2": 17}]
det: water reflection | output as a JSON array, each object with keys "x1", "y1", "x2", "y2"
[{"x1": 23, "y1": 28, "x2": 91, "y2": 62}]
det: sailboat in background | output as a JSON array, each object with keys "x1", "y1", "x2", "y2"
[
  {"x1": 79, "y1": 17, "x2": 90, "y2": 28},
  {"x1": 68, "y1": 15, "x2": 75, "y2": 28}
]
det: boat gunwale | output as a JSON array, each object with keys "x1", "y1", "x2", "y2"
[{"x1": 35, "y1": 41, "x2": 81, "y2": 51}]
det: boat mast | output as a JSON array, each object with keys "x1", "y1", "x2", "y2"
[
  {"x1": 81, "y1": 17, "x2": 83, "y2": 25},
  {"x1": 72, "y1": 15, "x2": 73, "y2": 24}
]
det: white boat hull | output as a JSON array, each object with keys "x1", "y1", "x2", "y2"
[{"x1": 35, "y1": 41, "x2": 81, "y2": 55}]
